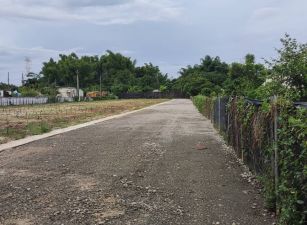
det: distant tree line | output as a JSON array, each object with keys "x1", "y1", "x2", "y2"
[
  {"x1": 0, "y1": 83, "x2": 17, "y2": 91},
  {"x1": 173, "y1": 34, "x2": 306, "y2": 101},
  {"x1": 15, "y1": 34, "x2": 306, "y2": 101},
  {"x1": 22, "y1": 50, "x2": 171, "y2": 97}
]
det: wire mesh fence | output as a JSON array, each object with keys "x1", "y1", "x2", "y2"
[
  {"x1": 212, "y1": 96, "x2": 229, "y2": 133},
  {"x1": 201, "y1": 96, "x2": 307, "y2": 175},
  {"x1": 197, "y1": 95, "x2": 307, "y2": 222},
  {"x1": 226, "y1": 97, "x2": 275, "y2": 174}
]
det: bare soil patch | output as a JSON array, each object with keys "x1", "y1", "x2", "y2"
[{"x1": 0, "y1": 99, "x2": 166, "y2": 144}]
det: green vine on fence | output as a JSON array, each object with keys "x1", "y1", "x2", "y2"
[
  {"x1": 193, "y1": 95, "x2": 307, "y2": 225},
  {"x1": 277, "y1": 99, "x2": 307, "y2": 224}
]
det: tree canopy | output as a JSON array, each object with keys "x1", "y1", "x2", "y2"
[
  {"x1": 173, "y1": 56, "x2": 229, "y2": 96},
  {"x1": 36, "y1": 51, "x2": 170, "y2": 96},
  {"x1": 175, "y1": 34, "x2": 306, "y2": 101}
]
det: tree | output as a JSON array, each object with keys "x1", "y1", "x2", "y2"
[
  {"x1": 0, "y1": 82, "x2": 17, "y2": 91},
  {"x1": 135, "y1": 63, "x2": 169, "y2": 92},
  {"x1": 263, "y1": 34, "x2": 307, "y2": 100},
  {"x1": 38, "y1": 51, "x2": 170, "y2": 96},
  {"x1": 41, "y1": 58, "x2": 59, "y2": 85},
  {"x1": 224, "y1": 54, "x2": 266, "y2": 97},
  {"x1": 173, "y1": 55, "x2": 229, "y2": 96}
]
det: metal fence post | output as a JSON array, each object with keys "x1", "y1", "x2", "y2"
[
  {"x1": 273, "y1": 95, "x2": 279, "y2": 215},
  {"x1": 218, "y1": 97, "x2": 221, "y2": 131},
  {"x1": 212, "y1": 99, "x2": 214, "y2": 124}
]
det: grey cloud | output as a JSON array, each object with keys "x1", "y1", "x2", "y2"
[
  {"x1": 62, "y1": 0, "x2": 131, "y2": 7},
  {"x1": 0, "y1": 45, "x2": 85, "y2": 84},
  {"x1": 0, "y1": 0, "x2": 306, "y2": 85},
  {"x1": 0, "y1": 0, "x2": 182, "y2": 25},
  {"x1": 8, "y1": 0, "x2": 130, "y2": 7}
]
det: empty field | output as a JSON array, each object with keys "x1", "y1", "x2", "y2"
[{"x1": 0, "y1": 99, "x2": 167, "y2": 144}]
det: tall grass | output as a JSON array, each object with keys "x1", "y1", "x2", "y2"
[{"x1": 192, "y1": 95, "x2": 206, "y2": 113}]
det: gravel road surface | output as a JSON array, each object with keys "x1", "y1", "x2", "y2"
[{"x1": 0, "y1": 99, "x2": 274, "y2": 225}]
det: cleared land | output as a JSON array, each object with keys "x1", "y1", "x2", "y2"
[{"x1": 0, "y1": 99, "x2": 166, "y2": 144}]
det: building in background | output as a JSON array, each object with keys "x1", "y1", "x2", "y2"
[
  {"x1": 57, "y1": 87, "x2": 84, "y2": 98},
  {"x1": 0, "y1": 90, "x2": 12, "y2": 97},
  {"x1": 57, "y1": 87, "x2": 84, "y2": 102}
]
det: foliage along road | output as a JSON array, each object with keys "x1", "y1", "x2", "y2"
[{"x1": 0, "y1": 99, "x2": 275, "y2": 225}]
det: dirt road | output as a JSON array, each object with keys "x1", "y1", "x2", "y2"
[{"x1": 0, "y1": 99, "x2": 274, "y2": 225}]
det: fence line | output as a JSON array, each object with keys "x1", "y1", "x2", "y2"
[
  {"x1": 196, "y1": 96, "x2": 307, "y2": 222},
  {"x1": 203, "y1": 96, "x2": 279, "y2": 174},
  {"x1": 0, "y1": 97, "x2": 48, "y2": 106},
  {"x1": 119, "y1": 91, "x2": 188, "y2": 99}
]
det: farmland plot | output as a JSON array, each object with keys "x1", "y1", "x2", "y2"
[{"x1": 0, "y1": 99, "x2": 166, "y2": 144}]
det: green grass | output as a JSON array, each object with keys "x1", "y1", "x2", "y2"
[
  {"x1": 27, "y1": 122, "x2": 51, "y2": 135},
  {"x1": 192, "y1": 95, "x2": 206, "y2": 113}
]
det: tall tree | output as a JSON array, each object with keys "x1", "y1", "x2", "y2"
[{"x1": 174, "y1": 55, "x2": 229, "y2": 96}]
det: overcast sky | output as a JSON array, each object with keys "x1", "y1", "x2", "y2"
[{"x1": 0, "y1": 0, "x2": 306, "y2": 85}]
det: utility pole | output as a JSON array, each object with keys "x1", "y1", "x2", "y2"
[
  {"x1": 100, "y1": 73, "x2": 102, "y2": 97},
  {"x1": 156, "y1": 73, "x2": 160, "y2": 90},
  {"x1": 7, "y1": 72, "x2": 10, "y2": 86},
  {"x1": 76, "y1": 69, "x2": 80, "y2": 101},
  {"x1": 22, "y1": 73, "x2": 24, "y2": 85},
  {"x1": 218, "y1": 96, "x2": 221, "y2": 131},
  {"x1": 25, "y1": 57, "x2": 31, "y2": 75}
]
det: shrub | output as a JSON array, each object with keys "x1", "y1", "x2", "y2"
[
  {"x1": 276, "y1": 100, "x2": 306, "y2": 224},
  {"x1": 192, "y1": 95, "x2": 206, "y2": 113},
  {"x1": 19, "y1": 87, "x2": 40, "y2": 97},
  {"x1": 92, "y1": 93, "x2": 118, "y2": 101}
]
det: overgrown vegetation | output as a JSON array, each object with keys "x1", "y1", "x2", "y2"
[
  {"x1": 277, "y1": 100, "x2": 306, "y2": 224},
  {"x1": 193, "y1": 95, "x2": 215, "y2": 119},
  {"x1": 194, "y1": 95, "x2": 306, "y2": 224},
  {"x1": 192, "y1": 34, "x2": 307, "y2": 225},
  {"x1": 192, "y1": 95, "x2": 206, "y2": 112},
  {"x1": 178, "y1": 34, "x2": 306, "y2": 102}
]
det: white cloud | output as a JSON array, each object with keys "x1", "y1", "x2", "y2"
[{"x1": 0, "y1": 0, "x2": 182, "y2": 25}]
